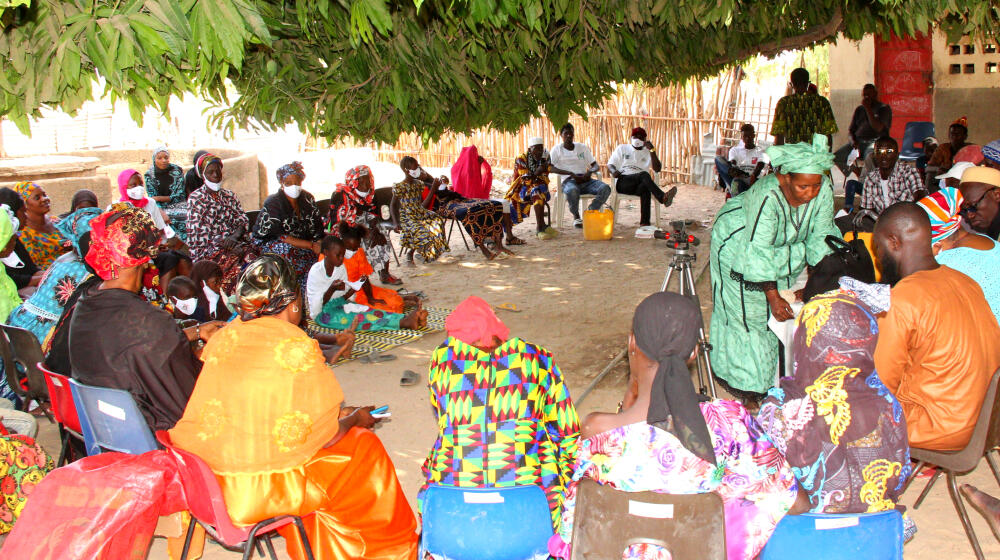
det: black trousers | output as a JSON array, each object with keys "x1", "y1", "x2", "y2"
[{"x1": 615, "y1": 172, "x2": 665, "y2": 225}]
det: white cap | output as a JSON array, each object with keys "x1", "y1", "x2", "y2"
[
  {"x1": 528, "y1": 136, "x2": 544, "y2": 147},
  {"x1": 936, "y1": 161, "x2": 976, "y2": 180}
]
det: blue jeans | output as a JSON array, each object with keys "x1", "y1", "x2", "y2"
[
  {"x1": 563, "y1": 177, "x2": 611, "y2": 219},
  {"x1": 844, "y1": 179, "x2": 861, "y2": 210},
  {"x1": 714, "y1": 157, "x2": 751, "y2": 194}
]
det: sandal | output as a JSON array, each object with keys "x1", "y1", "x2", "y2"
[
  {"x1": 506, "y1": 236, "x2": 526, "y2": 246},
  {"x1": 400, "y1": 370, "x2": 420, "y2": 387},
  {"x1": 360, "y1": 353, "x2": 397, "y2": 364}
]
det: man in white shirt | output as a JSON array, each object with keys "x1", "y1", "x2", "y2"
[
  {"x1": 549, "y1": 123, "x2": 611, "y2": 228},
  {"x1": 607, "y1": 127, "x2": 677, "y2": 226},
  {"x1": 714, "y1": 124, "x2": 768, "y2": 195}
]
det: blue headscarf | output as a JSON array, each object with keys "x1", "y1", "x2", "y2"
[{"x1": 55, "y1": 207, "x2": 102, "y2": 256}]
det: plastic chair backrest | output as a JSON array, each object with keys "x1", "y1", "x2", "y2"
[
  {"x1": 38, "y1": 364, "x2": 82, "y2": 434},
  {"x1": 156, "y1": 431, "x2": 252, "y2": 546},
  {"x1": 913, "y1": 368, "x2": 1000, "y2": 472},
  {"x1": 570, "y1": 479, "x2": 726, "y2": 560},
  {"x1": 373, "y1": 187, "x2": 394, "y2": 220},
  {"x1": 421, "y1": 484, "x2": 554, "y2": 560},
  {"x1": 899, "y1": 121, "x2": 935, "y2": 160},
  {"x1": 1, "y1": 326, "x2": 49, "y2": 404},
  {"x1": 759, "y1": 510, "x2": 903, "y2": 559},
  {"x1": 68, "y1": 378, "x2": 158, "y2": 455}
]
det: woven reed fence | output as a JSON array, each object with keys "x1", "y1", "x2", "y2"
[{"x1": 327, "y1": 67, "x2": 776, "y2": 184}]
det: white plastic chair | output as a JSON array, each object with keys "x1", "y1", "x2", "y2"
[
  {"x1": 610, "y1": 176, "x2": 662, "y2": 228},
  {"x1": 552, "y1": 175, "x2": 598, "y2": 228}
]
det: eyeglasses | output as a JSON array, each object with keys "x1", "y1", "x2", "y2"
[
  {"x1": 874, "y1": 147, "x2": 898, "y2": 155},
  {"x1": 960, "y1": 187, "x2": 998, "y2": 217}
]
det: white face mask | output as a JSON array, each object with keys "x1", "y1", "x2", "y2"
[
  {"x1": 1, "y1": 252, "x2": 24, "y2": 269},
  {"x1": 127, "y1": 186, "x2": 145, "y2": 200},
  {"x1": 172, "y1": 297, "x2": 197, "y2": 316},
  {"x1": 283, "y1": 184, "x2": 302, "y2": 199},
  {"x1": 204, "y1": 180, "x2": 222, "y2": 192},
  {"x1": 631, "y1": 138, "x2": 645, "y2": 149},
  {"x1": 408, "y1": 168, "x2": 423, "y2": 179},
  {"x1": 355, "y1": 189, "x2": 371, "y2": 197}
]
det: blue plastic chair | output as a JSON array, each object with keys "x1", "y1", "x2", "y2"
[
  {"x1": 420, "y1": 485, "x2": 554, "y2": 560},
  {"x1": 899, "y1": 121, "x2": 935, "y2": 161},
  {"x1": 760, "y1": 510, "x2": 903, "y2": 560},
  {"x1": 68, "y1": 378, "x2": 158, "y2": 455}
]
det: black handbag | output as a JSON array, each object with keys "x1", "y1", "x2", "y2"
[{"x1": 802, "y1": 234, "x2": 876, "y2": 303}]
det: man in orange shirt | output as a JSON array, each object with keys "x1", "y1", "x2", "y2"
[{"x1": 872, "y1": 202, "x2": 1000, "y2": 451}]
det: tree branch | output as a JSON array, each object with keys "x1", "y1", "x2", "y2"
[{"x1": 714, "y1": 8, "x2": 845, "y2": 66}]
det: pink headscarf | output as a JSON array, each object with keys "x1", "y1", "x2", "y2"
[
  {"x1": 445, "y1": 296, "x2": 510, "y2": 347},
  {"x1": 117, "y1": 169, "x2": 148, "y2": 208},
  {"x1": 953, "y1": 144, "x2": 984, "y2": 165},
  {"x1": 450, "y1": 146, "x2": 492, "y2": 199}
]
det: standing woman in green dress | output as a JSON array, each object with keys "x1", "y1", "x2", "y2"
[
  {"x1": 709, "y1": 134, "x2": 840, "y2": 401},
  {"x1": 392, "y1": 156, "x2": 448, "y2": 264}
]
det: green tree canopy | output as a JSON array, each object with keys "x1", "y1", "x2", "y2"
[{"x1": 1, "y1": 1, "x2": 996, "y2": 142}]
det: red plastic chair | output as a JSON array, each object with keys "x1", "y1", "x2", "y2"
[
  {"x1": 155, "y1": 431, "x2": 316, "y2": 560},
  {"x1": 38, "y1": 362, "x2": 84, "y2": 466}
]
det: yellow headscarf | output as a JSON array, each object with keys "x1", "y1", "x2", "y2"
[
  {"x1": 0, "y1": 207, "x2": 23, "y2": 322},
  {"x1": 767, "y1": 134, "x2": 835, "y2": 175}
]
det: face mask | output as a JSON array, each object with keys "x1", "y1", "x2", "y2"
[
  {"x1": 1, "y1": 252, "x2": 23, "y2": 269},
  {"x1": 172, "y1": 297, "x2": 197, "y2": 316},
  {"x1": 631, "y1": 138, "x2": 645, "y2": 149},
  {"x1": 408, "y1": 168, "x2": 422, "y2": 179},
  {"x1": 127, "y1": 186, "x2": 145, "y2": 200},
  {"x1": 355, "y1": 189, "x2": 371, "y2": 197},
  {"x1": 283, "y1": 184, "x2": 302, "y2": 199},
  {"x1": 204, "y1": 180, "x2": 222, "y2": 192}
]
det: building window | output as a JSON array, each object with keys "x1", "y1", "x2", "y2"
[
  {"x1": 950, "y1": 44, "x2": 962, "y2": 55},
  {"x1": 964, "y1": 63, "x2": 976, "y2": 74},
  {"x1": 986, "y1": 44, "x2": 998, "y2": 54},
  {"x1": 987, "y1": 62, "x2": 998, "y2": 74},
  {"x1": 950, "y1": 63, "x2": 962, "y2": 74},
  {"x1": 965, "y1": 44, "x2": 976, "y2": 55}
]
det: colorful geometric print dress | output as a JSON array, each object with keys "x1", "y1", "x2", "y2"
[
  {"x1": 393, "y1": 180, "x2": 448, "y2": 261},
  {"x1": 420, "y1": 336, "x2": 581, "y2": 529}
]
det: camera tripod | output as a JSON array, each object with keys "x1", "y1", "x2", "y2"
[{"x1": 660, "y1": 246, "x2": 718, "y2": 399}]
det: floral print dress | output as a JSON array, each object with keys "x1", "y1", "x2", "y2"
[
  {"x1": 0, "y1": 434, "x2": 54, "y2": 533},
  {"x1": 393, "y1": 180, "x2": 447, "y2": 261}
]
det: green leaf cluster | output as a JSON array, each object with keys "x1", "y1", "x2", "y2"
[{"x1": 1, "y1": 1, "x2": 996, "y2": 142}]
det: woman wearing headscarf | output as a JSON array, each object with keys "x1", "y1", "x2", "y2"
[
  {"x1": 6, "y1": 207, "x2": 101, "y2": 345},
  {"x1": 186, "y1": 153, "x2": 260, "y2": 292},
  {"x1": 144, "y1": 145, "x2": 189, "y2": 242},
  {"x1": 391, "y1": 156, "x2": 448, "y2": 264},
  {"x1": 252, "y1": 161, "x2": 324, "y2": 289},
  {"x1": 332, "y1": 165, "x2": 401, "y2": 284},
  {"x1": 190, "y1": 260, "x2": 233, "y2": 322},
  {"x1": 0, "y1": 188, "x2": 41, "y2": 292},
  {"x1": 450, "y1": 145, "x2": 493, "y2": 199},
  {"x1": 506, "y1": 137, "x2": 557, "y2": 239},
  {"x1": 917, "y1": 187, "x2": 1000, "y2": 322},
  {"x1": 421, "y1": 296, "x2": 581, "y2": 532},
  {"x1": 184, "y1": 149, "x2": 209, "y2": 196},
  {"x1": 757, "y1": 291, "x2": 910, "y2": 514},
  {"x1": 925, "y1": 116, "x2": 974, "y2": 185},
  {"x1": 12, "y1": 181, "x2": 68, "y2": 269},
  {"x1": 58, "y1": 189, "x2": 99, "y2": 219},
  {"x1": 170, "y1": 255, "x2": 419, "y2": 560},
  {"x1": 551, "y1": 292, "x2": 801, "y2": 560},
  {"x1": 117, "y1": 169, "x2": 193, "y2": 286},
  {"x1": 709, "y1": 134, "x2": 840, "y2": 400}
]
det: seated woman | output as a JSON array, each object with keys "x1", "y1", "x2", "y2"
[
  {"x1": 190, "y1": 260, "x2": 233, "y2": 322},
  {"x1": 252, "y1": 161, "x2": 323, "y2": 289},
  {"x1": 186, "y1": 153, "x2": 260, "y2": 292},
  {"x1": 170, "y1": 255, "x2": 419, "y2": 560},
  {"x1": 0, "y1": 188, "x2": 42, "y2": 293},
  {"x1": 757, "y1": 291, "x2": 910, "y2": 514},
  {"x1": 12, "y1": 181, "x2": 68, "y2": 269},
  {"x1": 0, "y1": 431, "x2": 54, "y2": 536},
  {"x1": 339, "y1": 224, "x2": 417, "y2": 314},
  {"x1": 425, "y1": 177, "x2": 513, "y2": 260},
  {"x1": 7, "y1": 207, "x2": 101, "y2": 345},
  {"x1": 917, "y1": 187, "x2": 1000, "y2": 323},
  {"x1": 505, "y1": 137, "x2": 557, "y2": 240},
  {"x1": 552, "y1": 292, "x2": 802, "y2": 560},
  {"x1": 392, "y1": 157, "x2": 448, "y2": 264},
  {"x1": 58, "y1": 189, "x2": 99, "y2": 218},
  {"x1": 184, "y1": 150, "x2": 209, "y2": 196},
  {"x1": 421, "y1": 296, "x2": 580, "y2": 529},
  {"x1": 117, "y1": 169, "x2": 193, "y2": 286},
  {"x1": 307, "y1": 235, "x2": 427, "y2": 331},
  {"x1": 451, "y1": 145, "x2": 523, "y2": 246},
  {"x1": 145, "y1": 146, "x2": 190, "y2": 242},
  {"x1": 332, "y1": 165, "x2": 401, "y2": 284}
]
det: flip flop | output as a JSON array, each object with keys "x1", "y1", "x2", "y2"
[
  {"x1": 400, "y1": 370, "x2": 420, "y2": 387},
  {"x1": 506, "y1": 237, "x2": 527, "y2": 246},
  {"x1": 360, "y1": 353, "x2": 397, "y2": 364},
  {"x1": 412, "y1": 272, "x2": 434, "y2": 277},
  {"x1": 495, "y1": 302, "x2": 521, "y2": 313}
]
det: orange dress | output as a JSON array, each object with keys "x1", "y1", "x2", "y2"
[
  {"x1": 169, "y1": 317, "x2": 418, "y2": 560},
  {"x1": 344, "y1": 247, "x2": 405, "y2": 313}
]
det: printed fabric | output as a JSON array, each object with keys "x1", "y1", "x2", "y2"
[
  {"x1": 770, "y1": 92, "x2": 839, "y2": 144},
  {"x1": 505, "y1": 151, "x2": 551, "y2": 223},
  {"x1": 393, "y1": 180, "x2": 447, "y2": 261},
  {"x1": 0, "y1": 434, "x2": 54, "y2": 533},
  {"x1": 186, "y1": 187, "x2": 259, "y2": 291}
]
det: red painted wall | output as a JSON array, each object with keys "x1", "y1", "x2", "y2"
[{"x1": 874, "y1": 33, "x2": 934, "y2": 141}]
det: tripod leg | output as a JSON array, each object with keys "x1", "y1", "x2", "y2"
[
  {"x1": 681, "y1": 262, "x2": 719, "y2": 399},
  {"x1": 661, "y1": 265, "x2": 674, "y2": 292}
]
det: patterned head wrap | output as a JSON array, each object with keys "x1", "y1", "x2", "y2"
[
  {"x1": 117, "y1": 169, "x2": 149, "y2": 208},
  {"x1": 954, "y1": 144, "x2": 983, "y2": 164},
  {"x1": 236, "y1": 254, "x2": 299, "y2": 320},
  {"x1": 446, "y1": 296, "x2": 510, "y2": 347},
  {"x1": 917, "y1": 187, "x2": 964, "y2": 243},
  {"x1": 195, "y1": 153, "x2": 223, "y2": 179},
  {"x1": 275, "y1": 161, "x2": 306, "y2": 184},
  {"x1": 336, "y1": 165, "x2": 374, "y2": 226},
  {"x1": 151, "y1": 145, "x2": 169, "y2": 160},
  {"x1": 951, "y1": 116, "x2": 969, "y2": 130},
  {"x1": 12, "y1": 181, "x2": 37, "y2": 201},
  {"x1": 633, "y1": 291, "x2": 716, "y2": 466},
  {"x1": 982, "y1": 139, "x2": 1000, "y2": 165},
  {"x1": 55, "y1": 207, "x2": 102, "y2": 256},
  {"x1": 767, "y1": 133, "x2": 835, "y2": 174},
  {"x1": 85, "y1": 203, "x2": 160, "y2": 280}
]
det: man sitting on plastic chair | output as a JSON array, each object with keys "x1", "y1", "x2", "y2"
[
  {"x1": 715, "y1": 124, "x2": 768, "y2": 196},
  {"x1": 608, "y1": 127, "x2": 677, "y2": 227},
  {"x1": 549, "y1": 123, "x2": 611, "y2": 228}
]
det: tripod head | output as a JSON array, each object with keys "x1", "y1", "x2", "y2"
[{"x1": 653, "y1": 220, "x2": 701, "y2": 252}]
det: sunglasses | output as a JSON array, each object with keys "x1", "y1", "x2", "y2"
[
  {"x1": 960, "y1": 187, "x2": 998, "y2": 217},
  {"x1": 874, "y1": 147, "x2": 898, "y2": 155}
]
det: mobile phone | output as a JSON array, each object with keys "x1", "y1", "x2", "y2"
[{"x1": 371, "y1": 405, "x2": 389, "y2": 415}]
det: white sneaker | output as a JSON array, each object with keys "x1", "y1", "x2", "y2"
[{"x1": 573, "y1": 218, "x2": 583, "y2": 228}]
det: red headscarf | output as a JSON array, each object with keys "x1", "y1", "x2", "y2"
[
  {"x1": 117, "y1": 169, "x2": 148, "y2": 208},
  {"x1": 336, "y1": 165, "x2": 374, "y2": 226},
  {"x1": 85, "y1": 203, "x2": 160, "y2": 280},
  {"x1": 445, "y1": 296, "x2": 510, "y2": 347},
  {"x1": 450, "y1": 146, "x2": 492, "y2": 199}
]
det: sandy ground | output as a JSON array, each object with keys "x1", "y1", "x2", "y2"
[{"x1": 24, "y1": 183, "x2": 997, "y2": 559}]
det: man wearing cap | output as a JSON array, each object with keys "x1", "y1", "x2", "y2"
[
  {"x1": 505, "y1": 137, "x2": 558, "y2": 239},
  {"x1": 606, "y1": 127, "x2": 677, "y2": 226},
  {"x1": 549, "y1": 123, "x2": 611, "y2": 228},
  {"x1": 958, "y1": 166, "x2": 1000, "y2": 240},
  {"x1": 983, "y1": 139, "x2": 1000, "y2": 171}
]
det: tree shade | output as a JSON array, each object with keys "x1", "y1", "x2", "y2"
[{"x1": 0, "y1": 1, "x2": 996, "y2": 142}]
